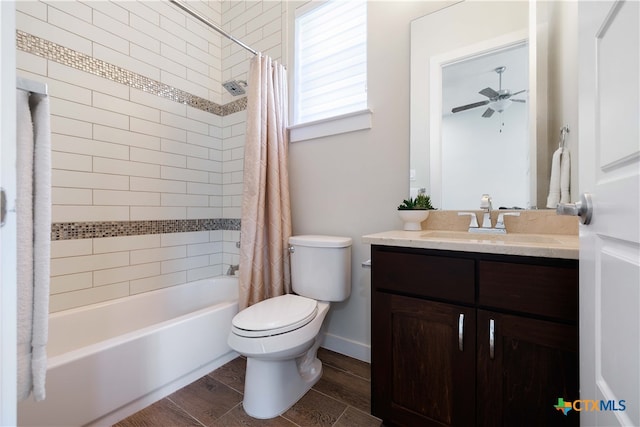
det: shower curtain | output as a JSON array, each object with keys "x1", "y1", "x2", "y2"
[
  {"x1": 238, "y1": 54, "x2": 291, "y2": 310},
  {"x1": 16, "y1": 89, "x2": 51, "y2": 401}
]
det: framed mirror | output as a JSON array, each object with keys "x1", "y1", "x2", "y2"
[
  {"x1": 433, "y1": 34, "x2": 532, "y2": 210},
  {"x1": 410, "y1": 1, "x2": 539, "y2": 210}
]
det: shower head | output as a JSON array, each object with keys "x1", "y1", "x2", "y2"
[{"x1": 222, "y1": 80, "x2": 247, "y2": 96}]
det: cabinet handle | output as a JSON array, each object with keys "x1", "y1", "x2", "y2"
[
  {"x1": 458, "y1": 313, "x2": 464, "y2": 351},
  {"x1": 489, "y1": 318, "x2": 495, "y2": 360}
]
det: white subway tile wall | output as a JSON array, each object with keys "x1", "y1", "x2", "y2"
[
  {"x1": 16, "y1": 0, "x2": 284, "y2": 312},
  {"x1": 220, "y1": 0, "x2": 285, "y2": 104}
]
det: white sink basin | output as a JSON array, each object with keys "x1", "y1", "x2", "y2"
[{"x1": 420, "y1": 230, "x2": 561, "y2": 245}]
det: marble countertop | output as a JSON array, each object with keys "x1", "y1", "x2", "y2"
[{"x1": 362, "y1": 230, "x2": 579, "y2": 260}]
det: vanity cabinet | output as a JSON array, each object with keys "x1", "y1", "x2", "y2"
[{"x1": 371, "y1": 245, "x2": 579, "y2": 427}]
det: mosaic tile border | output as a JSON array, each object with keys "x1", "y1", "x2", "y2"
[
  {"x1": 16, "y1": 31, "x2": 247, "y2": 117},
  {"x1": 51, "y1": 218, "x2": 241, "y2": 241}
]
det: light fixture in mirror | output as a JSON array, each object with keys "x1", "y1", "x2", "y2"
[{"x1": 409, "y1": 1, "x2": 535, "y2": 210}]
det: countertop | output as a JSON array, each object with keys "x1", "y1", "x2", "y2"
[{"x1": 362, "y1": 230, "x2": 579, "y2": 260}]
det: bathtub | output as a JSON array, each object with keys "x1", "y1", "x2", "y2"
[{"x1": 18, "y1": 276, "x2": 239, "y2": 427}]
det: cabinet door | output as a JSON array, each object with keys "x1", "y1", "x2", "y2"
[
  {"x1": 477, "y1": 310, "x2": 579, "y2": 427},
  {"x1": 372, "y1": 292, "x2": 476, "y2": 426}
]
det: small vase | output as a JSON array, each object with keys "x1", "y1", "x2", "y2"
[{"x1": 398, "y1": 210, "x2": 430, "y2": 231}]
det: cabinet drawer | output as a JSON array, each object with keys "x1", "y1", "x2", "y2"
[
  {"x1": 478, "y1": 260, "x2": 578, "y2": 322},
  {"x1": 372, "y1": 248, "x2": 475, "y2": 303}
]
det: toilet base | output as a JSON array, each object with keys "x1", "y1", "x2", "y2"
[{"x1": 242, "y1": 346, "x2": 323, "y2": 419}]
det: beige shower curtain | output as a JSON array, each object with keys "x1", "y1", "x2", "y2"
[{"x1": 239, "y1": 54, "x2": 291, "y2": 310}]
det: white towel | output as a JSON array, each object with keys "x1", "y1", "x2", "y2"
[
  {"x1": 546, "y1": 147, "x2": 562, "y2": 208},
  {"x1": 16, "y1": 89, "x2": 51, "y2": 402},
  {"x1": 560, "y1": 148, "x2": 571, "y2": 204}
]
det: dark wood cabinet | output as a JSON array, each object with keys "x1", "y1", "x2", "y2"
[
  {"x1": 371, "y1": 245, "x2": 579, "y2": 427},
  {"x1": 476, "y1": 310, "x2": 579, "y2": 427},
  {"x1": 372, "y1": 293, "x2": 475, "y2": 426}
]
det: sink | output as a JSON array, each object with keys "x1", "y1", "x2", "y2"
[{"x1": 420, "y1": 230, "x2": 561, "y2": 245}]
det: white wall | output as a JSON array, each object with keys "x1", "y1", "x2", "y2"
[
  {"x1": 545, "y1": 1, "x2": 579, "y2": 203},
  {"x1": 13, "y1": 0, "x2": 287, "y2": 313},
  {"x1": 12, "y1": 0, "x2": 286, "y2": 312},
  {"x1": 287, "y1": 1, "x2": 456, "y2": 361},
  {"x1": 442, "y1": 106, "x2": 530, "y2": 210},
  {"x1": 16, "y1": 0, "x2": 230, "y2": 312},
  {"x1": 219, "y1": 0, "x2": 287, "y2": 269}
]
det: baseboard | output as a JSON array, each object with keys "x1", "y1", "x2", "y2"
[{"x1": 321, "y1": 332, "x2": 370, "y2": 363}]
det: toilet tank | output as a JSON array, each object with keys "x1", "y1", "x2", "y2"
[{"x1": 289, "y1": 235, "x2": 352, "y2": 302}]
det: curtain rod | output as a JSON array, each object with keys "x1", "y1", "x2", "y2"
[
  {"x1": 169, "y1": 0, "x2": 258, "y2": 56},
  {"x1": 16, "y1": 77, "x2": 48, "y2": 96}
]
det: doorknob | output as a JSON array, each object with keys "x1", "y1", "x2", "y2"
[{"x1": 556, "y1": 192, "x2": 593, "y2": 225}]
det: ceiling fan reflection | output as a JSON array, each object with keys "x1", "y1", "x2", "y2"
[{"x1": 451, "y1": 66, "x2": 526, "y2": 118}]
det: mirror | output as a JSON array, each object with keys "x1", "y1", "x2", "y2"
[
  {"x1": 410, "y1": 1, "x2": 543, "y2": 210},
  {"x1": 438, "y1": 39, "x2": 531, "y2": 210}
]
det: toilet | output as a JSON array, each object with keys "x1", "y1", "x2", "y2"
[{"x1": 228, "y1": 235, "x2": 352, "y2": 419}]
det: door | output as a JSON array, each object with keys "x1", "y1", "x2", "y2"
[
  {"x1": 477, "y1": 310, "x2": 579, "y2": 427},
  {"x1": 578, "y1": 1, "x2": 640, "y2": 426},
  {"x1": 0, "y1": 1, "x2": 17, "y2": 424},
  {"x1": 372, "y1": 293, "x2": 476, "y2": 427}
]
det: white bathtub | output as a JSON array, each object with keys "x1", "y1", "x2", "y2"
[{"x1": 18, "y1": 276, "x2": 239, "y2": 427}]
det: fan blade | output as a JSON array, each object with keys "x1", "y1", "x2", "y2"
[
  {"x1": 482, "y1": 107, "x2": 495, "y2": 118},
  {"x1": 451, "y1": 100, "x2": 490, "y2": 113},
  {"x1": 511, "y1": 99, "x2": 526, "y2": 103},
  {"x1": 479, "y1": 87, "x2": 499, "y2": 98},
  {"x1": 509, "y1": 89, "x2": 527, "y2": 97}
]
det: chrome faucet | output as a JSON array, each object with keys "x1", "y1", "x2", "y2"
[
  {"x1": 480, "y1": 194, "x2": 493, "y2": 229},
  {"x1": 458, "y1": 212, "x2": 479, "y2": 231},
  {"x1": 226, "y1": 264, "x2": 239, "y2": 276},
  {"x1": 495, "y1": 212, "x2": 520, "y2": 230},
  {"x1": 459, "y1": 194, "x2": 521, "y2": 234}
]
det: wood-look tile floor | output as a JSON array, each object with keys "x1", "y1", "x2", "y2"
[{"x1": 114, "y1": 348, "x2": 382, "y2": 427}]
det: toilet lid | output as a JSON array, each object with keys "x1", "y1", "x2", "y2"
[{"x1": 232, "y1": 294, "x2": 318, "y2": 338}]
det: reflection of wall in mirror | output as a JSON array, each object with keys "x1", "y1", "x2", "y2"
[
  {"x1": 442, "y1": 104, "x2": 529, "y2": 210},
  {"x1": 542, "y1": 1, "x2": 579, "y2": 204}
]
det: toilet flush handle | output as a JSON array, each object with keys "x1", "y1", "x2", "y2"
[{"x1": 288, "y1": 245, "x2": 295, "y2": 254}]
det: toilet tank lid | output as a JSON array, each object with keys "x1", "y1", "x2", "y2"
[{"x1": 289, "y1": 235, "x2": 352, "y2": 248}]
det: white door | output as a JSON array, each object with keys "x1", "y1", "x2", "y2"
[
  {"x1": 578, "y1": 1, "x2": 640, "y2": 426},
  {"x1": 0, "y1": 1, "x2": 17, "y2": 425}
]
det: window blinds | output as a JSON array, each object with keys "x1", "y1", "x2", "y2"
[{"x1": 294, "y1": 0, "x2": 367, "y2": 124}]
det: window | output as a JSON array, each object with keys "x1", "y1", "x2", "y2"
[{"x1": 293, "y1": 0, "x2": 368, "y2": 132}]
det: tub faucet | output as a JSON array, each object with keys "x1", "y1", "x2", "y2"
[{"x1": 226, "y1": 264, "x2": 239, "y2": 276}]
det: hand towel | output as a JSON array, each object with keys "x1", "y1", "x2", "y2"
[
  {"x1": 17, "y1": 90, "x2": 51, "y2": 402},
  {"x1": 17, "y1": 90, "x2": 35, "y2": 401},
  {"x1": 560, "y1": 148, "x2": 571, "y2": 204},
  {"x1": 546, "y1": 147, "x2": 562, "y2": 208}
]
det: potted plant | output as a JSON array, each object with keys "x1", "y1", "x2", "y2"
[{"x1": 397, "y1": 194, "x2": 435, "y2": 230}]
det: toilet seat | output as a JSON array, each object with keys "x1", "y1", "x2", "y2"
[{"x1": 232, "y1": 294, "x2": 318, "y2": 338}]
